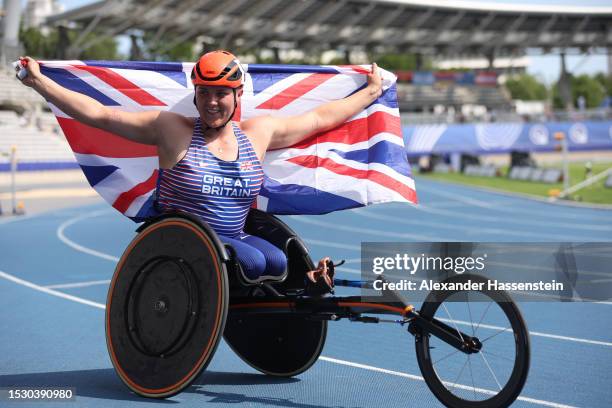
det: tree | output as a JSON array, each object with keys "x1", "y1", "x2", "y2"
[
  {"x1": 141, "y1": 31, "x2": 196, "y2": 61},
  {"x1": 79, "y1": 37, "x2": 120, "y2": 60},
  {"x1": 20, "y1": 26, "x2": 120, "y2": 60},
  {"x1": 594, "y1": 72, "x2": 612, "y2": 97},
  {"x1": 504, "y1": 74, "x2": 548, "y2": 101},
  {"x1": 19, "y1": 27, "x2": 48, "y2": 58},
  {"x1": 552, "y1": 74, "x2": 606, "y2": 109},
  {"x1": 373, "y1": 53, "x2": 431, "y2": 71}
]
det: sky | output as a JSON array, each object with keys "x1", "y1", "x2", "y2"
[{"x1": 53, "y1": 0, "x2": 611, "y2": 84}]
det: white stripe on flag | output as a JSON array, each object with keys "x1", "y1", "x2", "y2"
[{"x1": 264, "y1": 162, "x2": 412, "y2": 205}]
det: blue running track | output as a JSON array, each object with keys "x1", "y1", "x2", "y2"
[{"x1": 1, "y1": 178, "x2": 611, "y2": 407}]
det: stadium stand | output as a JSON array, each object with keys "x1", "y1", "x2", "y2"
[
  {"x1": 0, "y1": 70, "x2": 76, "y2": 171},
  {"x1": 0, "y1": 123, "x2": 76, "y2": 171},
  {"x1": 397, "y1": 83, "x2": 512, "y2": 112},
  {"x1": 0, "y1": 68, "x2": 46, "y2": 108}
]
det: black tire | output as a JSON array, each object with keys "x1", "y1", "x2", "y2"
[
  {"x1": 415, "y1": 274, "x2": 530, "y2": 408},
  {"x1": 106, "y1": 217, "x2": 228, "y2": 398}
]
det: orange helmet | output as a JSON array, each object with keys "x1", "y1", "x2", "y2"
[{"x1": 191, "y1": 50, "x2": 244, "y2": 88}]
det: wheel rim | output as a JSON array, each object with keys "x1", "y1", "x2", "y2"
[
  {"x1": 106, "y1": 218, "x2": 228, "y2": 398},
  {"x1": 416, "y1": 275, "x2": 530, "y2": 408}
]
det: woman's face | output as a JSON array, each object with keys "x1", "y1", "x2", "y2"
[{"x1": 195, "y1": 85, "x2": 241, "y2": 128}]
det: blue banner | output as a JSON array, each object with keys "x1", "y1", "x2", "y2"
[
  {"x1": 404, "y1": 121, "x2": 612, "y2": 156},
  {"x1": 412, "y1": 71, "x2": 435, "y2": 85}
]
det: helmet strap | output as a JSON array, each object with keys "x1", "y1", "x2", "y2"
[{"x1": 216, "y1": 88, "x2": 237, "y2": 131}]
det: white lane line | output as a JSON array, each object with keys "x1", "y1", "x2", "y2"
[
  {"x1": 416, "y1": 185, "x2": 495, "y2": 208},
  {"x1": 0, "y1": 270, "x2": 105, "y2": 310},
  {"x1": 51, "y1": 210, "x2": 612, "y2": 348},
  {"x1": 302, "y1": 238, "x2": 360, "y2": 251},
  {"x1": 320, "y1": 356, "x2": 578, "y2": 408},
  {"x1": 416, "y1": 182, "x2": 612, "y2": 222},
  {"x1": 56, "y1": 209, "x2": 119, "y2": 262},
  {"x1": 0, "y1": 269, "x2": 580, "y2": 408},
  {"x1": 289, "y1": 215, "x2": 447, "y2": 241},
  {"x1": 439, "y1": 318, "x2": 612, "y2": 348},
  {"x1": 354, "y1": 208, "x2": 610, "y2": 241},
  {"x1": 45, "y1": 279, "x2": 111, "y2": 289}
]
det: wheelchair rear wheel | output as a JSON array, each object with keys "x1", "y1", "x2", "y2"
[{"x1": 106, "y1": 217, "x2": 228, "y2": 398}]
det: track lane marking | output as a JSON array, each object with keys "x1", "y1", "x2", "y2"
[
  {"x1": 320, "y1": 357, "x2": 578, "y2": 408},
  {"x1": 0, "y1": 269, "x2": 582, "y2": 408},
  {"x1": 54, "y1": 210, "x2": 612, "y2": 348},
  {"x1": 354, "y1": 208, "x2": 612, "y2": 240},
  {"x1": 416, "y1": 182, "x2": 612, "y2": 221},
  {"x1": 0, "y1": 270, "x2": 105, "y2": 309},
  {"x1": 45, "y1": 279, "x2": 111, "y2": 289},
  {"x1": 56, "y1": 209, "x2": 120, "y2": 262}
]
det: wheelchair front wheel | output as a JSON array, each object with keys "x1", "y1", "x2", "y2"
[{"x1": 415, "y1": 274, "x2": 530, "y2": 408}]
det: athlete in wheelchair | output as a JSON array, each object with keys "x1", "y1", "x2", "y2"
[{"x1": 19, "y1": 51, "x2": 530, "y2": 408}]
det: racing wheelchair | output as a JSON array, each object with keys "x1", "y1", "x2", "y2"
[{"x1": 105, "y1": 210, "x2": 530, "y2": 408}]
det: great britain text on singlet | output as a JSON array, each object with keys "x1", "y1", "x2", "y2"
[{"x1": 201, "y1": 174, "x2": 254, "y2": 197}]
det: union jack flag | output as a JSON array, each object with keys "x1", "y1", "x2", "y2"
[{"x1": 39, "y1": 60, "x2": 417, "y2": 221}]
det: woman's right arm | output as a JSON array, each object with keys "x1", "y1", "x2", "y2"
[{"x1": 18, "y1": 56, "x2": 162, "y2": 145}]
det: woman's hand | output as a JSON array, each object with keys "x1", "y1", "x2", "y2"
[
  {"x1": 366, "y1": 62, "x2": 383, "y2": 99},
  {"x1": 15, "y1": 56, "x2": 41, "y2": 88},
  {"x1": 306, "y1": 256, "x2": 334, "y2": 294}
]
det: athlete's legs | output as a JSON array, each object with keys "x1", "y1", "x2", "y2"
[
  {"x1": 219, "y1": 234, "x2": 287, "y2": 280},
  {"x1": 241, "y1": 234, "x2": 287, "y2": 277}
]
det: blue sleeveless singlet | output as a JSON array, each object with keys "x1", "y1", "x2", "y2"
[{"x1": 156, "y1": 119, "x2": 264, "y2": 238}]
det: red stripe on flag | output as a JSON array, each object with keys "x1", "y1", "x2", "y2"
[
  {"x1": 57, "y1": 117, "x2": 157, "y2": 158},
  {"x1": 72, "y1": 65, "x2": 166, "y2": 106},
  {"x1": 287, "y1": 156, "x2": 418, "y2": 204},
  {"x1": 286, "y1": 111, "x2": 401, "y2": 150},
  {"x1": 112, "y1": 169, "x2": 159, "y2": 213},
  {"x1": 339, "y1": 65, "x2": 370, "y2": 74},
  {"x1": 255, "y1": 73, "x2": 336, "y2": 110}
]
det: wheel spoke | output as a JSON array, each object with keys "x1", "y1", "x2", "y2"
[
  {"x1": 450, "y1": 356, "x2": 470, "y2": 394},
  {"x1": 480, "y1": 326, "x2": 512, "y2": 343},
  {"x1": 466, "y1": 292, "x2": 475, "y2": 337},
  {"x1": 468, "y1": 355, "x2": 477, "y2": 401},
  {"x1": 433, "y1": 348, "x2": 462, "y2": 365},
  {"x1": 442, "y1": 303, "x2": 464, "y2": 342},
  {"x1": 474, "y1": 301, "x2": 493, "y2": 335},
  {"x1": 482, "y1": 349, "x2": 515, "y2": 362},
  {"x1": 480, "y1": 349, "x2": 503, "y2": 390}
]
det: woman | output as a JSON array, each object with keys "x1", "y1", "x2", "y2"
[{"x1": 17, "y1": 50, "x2": 382, "y2": 283}]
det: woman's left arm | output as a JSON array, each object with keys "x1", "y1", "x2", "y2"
[{"x1": 248, "y1": 63, "x2": 382, "y2": 151}]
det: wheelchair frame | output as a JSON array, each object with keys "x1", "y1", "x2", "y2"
[{"x1": 105, "y1": 210, "x2": 530, "y2": 408}]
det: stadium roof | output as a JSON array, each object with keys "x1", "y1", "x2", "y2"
[{"x1": 46, "y1": 0, "x2": 612, "y2": 59}]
